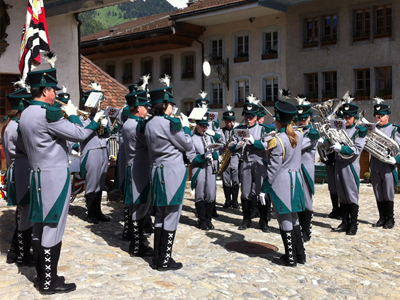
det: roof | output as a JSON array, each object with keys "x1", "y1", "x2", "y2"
[
  {"x1": 80, "y1": 55, "x2": 128, "y2": 109},
  {"x1": 81, "y1": 12, "x2": 172, "y2": 43}
]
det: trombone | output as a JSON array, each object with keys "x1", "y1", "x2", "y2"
[{"x1": 55, "y1": 99, "x2": 90, "y2": 120}]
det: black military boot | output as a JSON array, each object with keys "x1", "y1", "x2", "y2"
[
  {"x1": 212, "y1": 200, "x2": 219, "y2": 218},
  {"x1": 238, "y1": 199, "x2": 252, "y2": 230},
  {"x1": 293, "y1": 225, "x2": 306, "y2": 264},
  {"x1": 151, "y1": 227, "x2": 162, "y2": 269},
  {"x1": 39, "y1": 242, "x2": 76, "y2": 295},
  {"x1": 85, "y1": 193, "x2": 99, "y2": 224},
  {"x1": 231, "y1": 184, "x2": 240, "y2": 209},
  {"x1": 383, "y1": 201, "x2": 395, "y2": 229},
  {"x1": 16, "y1": 228, "x2": 34, "y2": 267},
  {"x1": 327, "y1": 193, "x2": 341, "y2": 219},
  {"x1": 299, "y1": 209, "x2": 313, "y2": 242},
  {"x1": 122, "y1": 206, "x2": 131, "y2": 241},
  {"x1": 250, "y1": 196, "x2": 260, "y2": 219},
  {"x1": 195, "y1": 201, "x2": 208, "y2": 230},
  {"x1": 258, "y1": 203, "x2": 270, "y2": 233},
  {"x1": 6, "y1": 208, "x2": 19, "y2": 264},
  {"x1": 157, "y1": 230, "x2": 183, "y2": 271},
  {"x1": 346, "y1": 203, "x2": 359, "y2": 235},
  {"x1": 373, "y1": 201, "x2": 385, "y2": 227},
  {"x1": 332, "y1": 203, "x2": 349, "y2": 232},
  {"x1": 129, "y1": 219, "x2": 154, "y2": 257},
  {"x1": 32, "y1": 239, "x2": 42, "y2": 290},
  {"x1": 142, "y1": 211, "x2": 154, "y2": 237},
  {"x1": 222, "y1": 185, "x2": 232, "y2": 208},
  {"x1": 95, "y1": 191, "x2": 111, "y2": 222},
  {"x1": 265, "y1": 194, "x2": 272, "y2": 221},
  {"x1": 205, "y1": 201, "x2": 215, "y2": 230},
  {"x1": 274, "y1": 229, "x2": 297, "y2": 267}
]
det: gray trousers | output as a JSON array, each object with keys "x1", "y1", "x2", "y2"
[
  {"x1": 239, "y1": 160, "x2": 267, "y2": 201},
  {"x1": 17, "y1": 204, "x2": 32, "y2": 231},
  {"x1": 154, "y1": 204, "x2": 183, "y2": 231},
  {"x1": 275, "y1": 210, "x2": 300, "y2": 231},
  {"x1": 371, "y1": 157, "x2": 395, "y2": 202}
]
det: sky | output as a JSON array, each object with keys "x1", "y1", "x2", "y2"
[{"x1": 167, "y1": 0, "x2": 188, "y2": 8}]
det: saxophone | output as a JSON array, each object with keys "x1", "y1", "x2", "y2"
[
  {"x1": 358, "y1": 111, "x2": 400, "y2": 163},
  {"x1": 217, "y1": 133, "x2": 234, "y2": 176}
]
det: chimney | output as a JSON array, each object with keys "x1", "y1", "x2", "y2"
[{"x1": 187, "y1": 0, "x2": 199, "y2": 7}]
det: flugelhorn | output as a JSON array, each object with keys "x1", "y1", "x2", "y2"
[{"x1": 55, "y1": 99, "x2": 90, "y2": 120}]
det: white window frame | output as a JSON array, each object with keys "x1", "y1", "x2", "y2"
[
  {"x1": 233, "y1": 30, "x2": 251, "y2": 62},
  {"x1": 260, "y1": 26, "x2": 280, "y2": 61},
  {"x1": 208, "y1": 34, "x2": 224, "y2": 60},
  {"x1": 208, "y1": 79, "x2": 224, "y2": 106},
  {"x1": 233, "y1": 76, "x2": 251, "y2": 104},
  {"x1": 260, "y1": 73, "x2": 280, "y2": 103}
]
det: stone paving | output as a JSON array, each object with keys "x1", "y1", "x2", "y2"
[{"x1": 1, "y1": 183, "x2": 400, "y2": 299}]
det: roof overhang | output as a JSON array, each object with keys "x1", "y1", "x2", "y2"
[
  {"x1": 44, "y1": 0, "x2": 131, "y2": 17},
  {"x1": 258, "y1": 0, "x2": 317, "y2": 12}
]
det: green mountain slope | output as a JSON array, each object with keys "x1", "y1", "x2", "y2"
[{"x1": 79, "y1": 0, "x2": 177, "y2": 37}]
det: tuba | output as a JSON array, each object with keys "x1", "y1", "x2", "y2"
[{"x1": 358, "y1": 111, "x2": 400, "y2": 163}]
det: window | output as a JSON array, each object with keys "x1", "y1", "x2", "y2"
[
  {"x1": 160, "y1": 55, "x2": 173, "y2": 78},
  {"x1": 210, "y1": 82, "x2": 223, "y2": 108},
  {"x1": 304, "y1": 73, "x2": 319, "y2": 102},
  {"x1": 322, "y1": 14, "x2": 337, "y2": 45},
  {"x1": 375, "y1": 4, "x2": 392, "y2": 38},
  {"x1": 140, "y1": 58, "x2": 153, "y2": 81},
  {"x1": 0, "y1": 89, "x2": 8, "y2": 124},
  {"x1": 234, "y1": 32, "x2": 250, "y2": 63},
  {"x1": 105, "y1": 63, "x2": 115, "y2": 78},
  {"x1": 375, "y1": 66, "x2": 392, "y2": 99},
  {"x1": 322, "y1": 71, "x2": 337, "y2": 99},
  {"x1": 354, "y1": 68, "x2": 370, "y2": 100},
  {"x1": 182, "y1": 52, "x2": 195, "y2": 79},
  {"x1": 262, "y1": 28, "x2": 279, "y2": 60},
  {"x1": 304, "y1": 17, "x2": 319, "y2": 47},
  {"x1": 262, "y1": 76, "x2": 279, "y2": 104},
  {"x1": 354, "y1": 8, "x2": 370, "y2": 41},
  {"x1": 122, "y1": 61, "x2": 133, "y2": 84},
  {"x1": 234, "y1": 78, "x2": 250, "y2": 106}
]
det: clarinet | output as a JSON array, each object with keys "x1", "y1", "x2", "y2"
[{"x1": 202, "y1": 134, "x2": 218, "y2": 174}]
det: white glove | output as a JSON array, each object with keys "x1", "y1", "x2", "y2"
[
  {"x1": 180, "y1": 113, "x2": 189, "y2": 128},
  {"x1": 101, "y1": 118, "x2": 108, "y2": 127},
  {"x1": 63, "y1": 100, "x2": 77, "y2": 117},
  {"x1": 317, "y1": 138, "x2": 324, "y2": 146},
  {"x1": 387, "y1": 157, "x2": 397, "y2": 165},
  {"x1": 94, "y1": 112, "x2": 105, "y2": 123},
  {"x1": 205, "y1": 129, "x2": 215, "y2": 136},
  {"x1": 331, "y1": 142, "x2": 342, "y2": 152},
  {"x1": 236, "y1": 140, "x2": 245, "y2": 149},
  {"x1": 245, "y1": 135, "x2": 255, "y2": 145},
  {"x1": 71, "y1": 149, "x2": 79, "y2": 156},
  {"x1": 204, "y1": 150, "x2": 212, "y2": 157}
]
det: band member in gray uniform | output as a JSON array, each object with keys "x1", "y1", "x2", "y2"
[
  {"x1": 229, "y1": 95, "x2": 269, "y2": 232},
  {"x1": 123, "y1": 87, "x2": 154, "y2": 256},
  {"x1": 19, "y1": 67, "x2": 101, "y2": 294},
  {"x1": 2, "y1": 88, "x2": 33, "y2": 266},
  {"x1": 261, "y1": 100, "x2": 305, "y2": 267},
  {"x1": 295, "y1": 98, "x2": 319, "y2": 242},
  {"x1": 189, "y1": 115, "x2": 219, "y2": 230},
  {"x1": 369, "y1": 99, "x2": 400, "y2": 229},
  {"x1": 220, "y1": 105, "x2": 240, "y2": 209},
  {"x1": 79, "y1": 84, "x2": 111, "y2": 224},
  {"x1": 330, "y1": 101, "x2": 367, "y2": 235},
  {"x1": 145, "y1": 76, "x2": 192, "y2": 271}
]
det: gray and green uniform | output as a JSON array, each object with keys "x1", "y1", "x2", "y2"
[{"x1": 221, "y1": 127, "x2": 239, "y2": 187}]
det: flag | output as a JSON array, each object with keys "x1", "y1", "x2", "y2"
[{"x1": 18, "y1": 0, "x2": 50, "y2": 82}]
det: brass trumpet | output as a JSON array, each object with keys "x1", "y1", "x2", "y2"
[{"x1": 55, "y1": 99, "x2": 90, "y2": 120}]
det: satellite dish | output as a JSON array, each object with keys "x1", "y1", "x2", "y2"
[{"x1": 202, "y1": 60, "x2": 211, "y2": 77}]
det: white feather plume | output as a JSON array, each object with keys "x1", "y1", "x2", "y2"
[
  {"x1": 44, "y1": 51, "x2": 57, "y2": 68},
  {"x1": 90, "y1": 81, "x2": 102, "y2": 91},
  {"x1": 199, "y1": 91, "x2": 207, "y2": 99},
  {"x1": 342, "y1": 90, "x2": 354, "y2": 103},
  {"x1": 138, "y1": 74, "x2": 150, "y2": 91},
  {"x1": 279, "y1": 88, "x2": 291, "y2": 101},
  {"x1": 295, "y1": 95, "x2": 310, "y2": 105},
  {"x1": 246, "y1": 94, "x2": 259, "y2": 104},
  {"x1": 13, "y1": 79, "x2": 26, "y2": 90},
  {"x1": 62, "y1": 85, "x2": 67, "y2": 93},
  {"x1": 159, "y1": 74, "x2": 171, "y2": 87},
  {"x1": 25, "y1": 84, "x2": 31, "y2": 94},
  {"x1": 373, "y1": 96, "x2": 385, "y2": 105},
  {"x1": 226, "y1": 104, "x2": 232, "y2": 111}
]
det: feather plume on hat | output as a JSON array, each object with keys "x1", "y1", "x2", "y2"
[
  {"x1": 159, "y1": 74, "x2": 171, "y2": 87},
  {"x1": 89, "y1": 81, "x2": 102, "y2": 91},
  {"x1": 226, "y1": 104, "x2": 232, "y2": 111},
  {"x1": 199, "y1": 91, "x2": 207, "y2": 99},
  {"x1": 341, "y1": 90, "x2": 354, "y2": 103},
  {"x1": 295, "y1": 94, "x2": 310, "y2": 105},
  {"x1": 138, "y1": 74, "x2": 150, "y2": 91},
  {"x1": 44, "y1": 51, "x2": 57, "y2": 69},
  {"x1": 62, "y1": 85, "x2": 67, "y2": 93},
  {"x1": 246, "y1": 94, "x2": 260, "y2": 105},
  {"x1": 373, "y1": 96, "x2": 385, "y2": 105},
  {"x1": 13, "y1": 78, "x2": 26, "y2": 90},
  {"x1": 279, "y1": 88, "x2": 291, "y2": 101}
]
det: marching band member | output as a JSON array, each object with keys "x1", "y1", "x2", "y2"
[
  {"x1": 229, "y1": 95, "x2": 269, "y2": 232},
  {"x1": 79, "y1": 82, "x2": 111, "y2": 224},
  {"x1": 123, "y1": 83, "x2": 154, "y2": 256},
  {"x1": 261, "y1": 99, "x2": 305, "y2": 267},
  {"x1": 331, "y1": 95, "x2": 367, "y2": 235},
  {"x1": 2, "y1": 88, "x2": 33, "y2": 266},
  {"x1": 370, "y1": 99, "x2": 400, "y2": 229},
  {"x1": 295, "y1": 96, "x2": 319, "y2": 242},
  {"x1": 19, "y1": 64, "x2": 101, "y2": 294},
  {"x1": 145, "y1": 76, "x2": 192, "y2": 271},
  {"x1": 220, "y1": 105, "x2": 239, "y2": 209},
  {"x1": 190, "y1": 114, "x2": 219, "y2": 230}
]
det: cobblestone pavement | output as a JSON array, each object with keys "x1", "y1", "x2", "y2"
[{"x1": 1, "y1": 183, "x2": 400, "y2": 299}]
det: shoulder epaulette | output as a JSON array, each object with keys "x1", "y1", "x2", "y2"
[
  {"x1": 267, "y1": 137, "x2": 277, "y2": 150},
  {"x1": 308, "y1": 128, "x2": 320, "y2": 140},
  {"x1": 164, "y1": 115, "x2": 182, "y2": 131},
  {"x1": 356, "y1": 125, "x2": 368, "y2": 138},
  {"x1": 260, "y1": 123, "x2": 275, "y2": 133},
  {"x1": 45, "y1": 106, "x2": 63, "y2": 121},
  {"x1": 392, "y1": 124, "x2": 400, "y2": 133}
]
